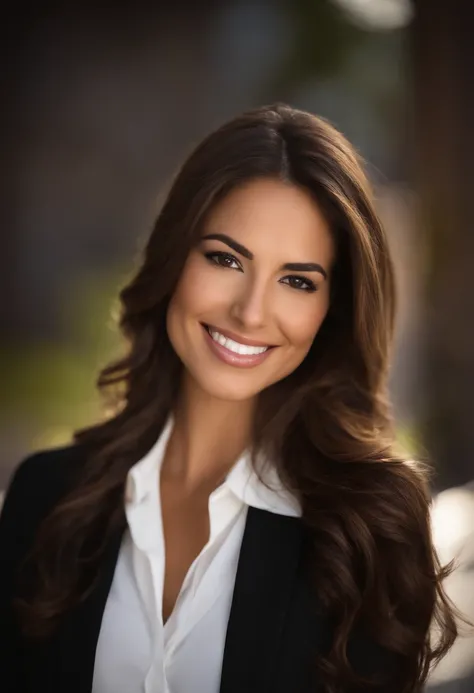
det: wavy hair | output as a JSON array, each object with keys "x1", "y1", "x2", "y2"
[{"x1": 18, "y1": 103, "x2": 457, "y2": 691}]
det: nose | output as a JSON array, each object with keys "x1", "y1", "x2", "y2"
[{"x1": 230, "y1": 279, "x2": 269, "y2": 330}]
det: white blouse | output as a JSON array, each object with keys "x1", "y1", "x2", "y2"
[{"x1": 92, "y1": 418, "x2": 301, "y2": 693}]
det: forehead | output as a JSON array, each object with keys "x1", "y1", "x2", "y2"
[{"x1": 203, "y1": 177, "x2": 335, "y2": 265}]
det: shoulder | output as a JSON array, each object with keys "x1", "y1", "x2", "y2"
[
  {"x1": 5, "y1": 442, "x2": 86, "y2": 495},
  {"x1": 1, "y1": 443, "x2": 87, "y2": 530}
]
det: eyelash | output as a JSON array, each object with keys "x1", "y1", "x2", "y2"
[
  {"x1": 280, "y1": 275, "x2": 317, "y2": 293},
  {"x1": 204, "y1": 251, "x2": 318, "y2": 294},
  {"x1": 205, "y1": 251, "x2": 242, "y2": 271}
]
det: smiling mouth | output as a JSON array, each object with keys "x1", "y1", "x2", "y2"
[{"x1": 202, "y1": 324, "x2": 274, "y2": 356}]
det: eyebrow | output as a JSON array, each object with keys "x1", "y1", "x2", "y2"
[{"x1": 201, "y1": 232, "x2": 328, "y2": 280}]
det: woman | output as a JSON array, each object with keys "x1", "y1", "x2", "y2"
[{"x1": 0, "y1": 103, "x2": 457, "y2": 692}]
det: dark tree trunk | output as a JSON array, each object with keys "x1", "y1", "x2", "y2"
[{"x1": 412, "y1": 0, "x2": 474, "y2": 490}]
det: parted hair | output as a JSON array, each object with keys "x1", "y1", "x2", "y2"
[{"x1": 18, "y1": 103, "x2": 457, "y2": 692}]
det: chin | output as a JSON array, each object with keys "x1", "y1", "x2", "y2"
[{"x1": 192, "y1": 373, "x2": 264, "y2": 403}]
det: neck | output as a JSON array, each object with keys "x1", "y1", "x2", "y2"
[{"x1": 162, "y1": 375, "x2": 256, "y2": 490}]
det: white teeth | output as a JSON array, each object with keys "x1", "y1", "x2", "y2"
[{"x1": 209, "y1": 329, "x2": 268, "y2": 355}]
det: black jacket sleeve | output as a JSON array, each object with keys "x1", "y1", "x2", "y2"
[
  {"x1": 0, "y1": 447, "x2": 82, "y2": 691},
  {"x1": 0, "y1": 455, "x2": 43, "y2": 688}
]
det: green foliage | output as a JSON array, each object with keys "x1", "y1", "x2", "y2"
[
  {"x1": 268, "y1": 0, "x2": 369, "y2": 96},
  {"x1": 0, "y1": 268, "x2": 127, "y2": 448},
  {"x1": 396, "y1": 421, "x2": 427, "y2": 461}
]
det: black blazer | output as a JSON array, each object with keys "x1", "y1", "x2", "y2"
[{"x1": 0, "y1": 446, "x2": 398, "y2": 693}]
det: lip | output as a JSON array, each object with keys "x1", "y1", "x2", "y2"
[
  {"x1": 202, "y1": 324, "x2": 275, "y2": 369},
  {"x1": 203, "y1": 324, "x2": 274, "y2": 348}
]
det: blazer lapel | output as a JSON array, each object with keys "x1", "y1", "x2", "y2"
[
  {"x1": 219, "y1": 507, "x2": 304, "y2": 693},
  {"x1": 50, "y1": 528, "x2": 124, "y2": 693}
]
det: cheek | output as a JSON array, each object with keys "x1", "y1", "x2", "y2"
[
  {"x1": 282, "y1": 299, "x2": 329, "y2": 351},
  {"x1": 169, "y1": 255, "x2": 218, "y2": 320},
  {"x1": 167, "y1": 255, "x2": 238, "y2": 351}
]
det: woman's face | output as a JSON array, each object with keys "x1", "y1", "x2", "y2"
[{"x1": 167, "y1": 177, "x2": 335, "y2": 402}]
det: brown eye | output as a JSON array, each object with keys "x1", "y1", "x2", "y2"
[
  {"x1": 204, "y1": 251, "x2": 242, "y2": 271},
  {"x1": 280, "y1": 275, "x2": 317, "y2": 293}
]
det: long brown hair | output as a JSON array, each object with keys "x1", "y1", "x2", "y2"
[{"x1": 18, "y1": 103, "x2": 457, "y2": 691}]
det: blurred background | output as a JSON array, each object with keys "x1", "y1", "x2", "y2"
[{"x1": 1, "y1": 0, "x2": 473, "y2": 688}]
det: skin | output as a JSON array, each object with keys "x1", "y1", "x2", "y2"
[
  {"x1": 160, "y1": 177, "x2": 335, "y2": 622},
  {"x1": 168, "y1": 177, "x2": 334, "y2": 405}
]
